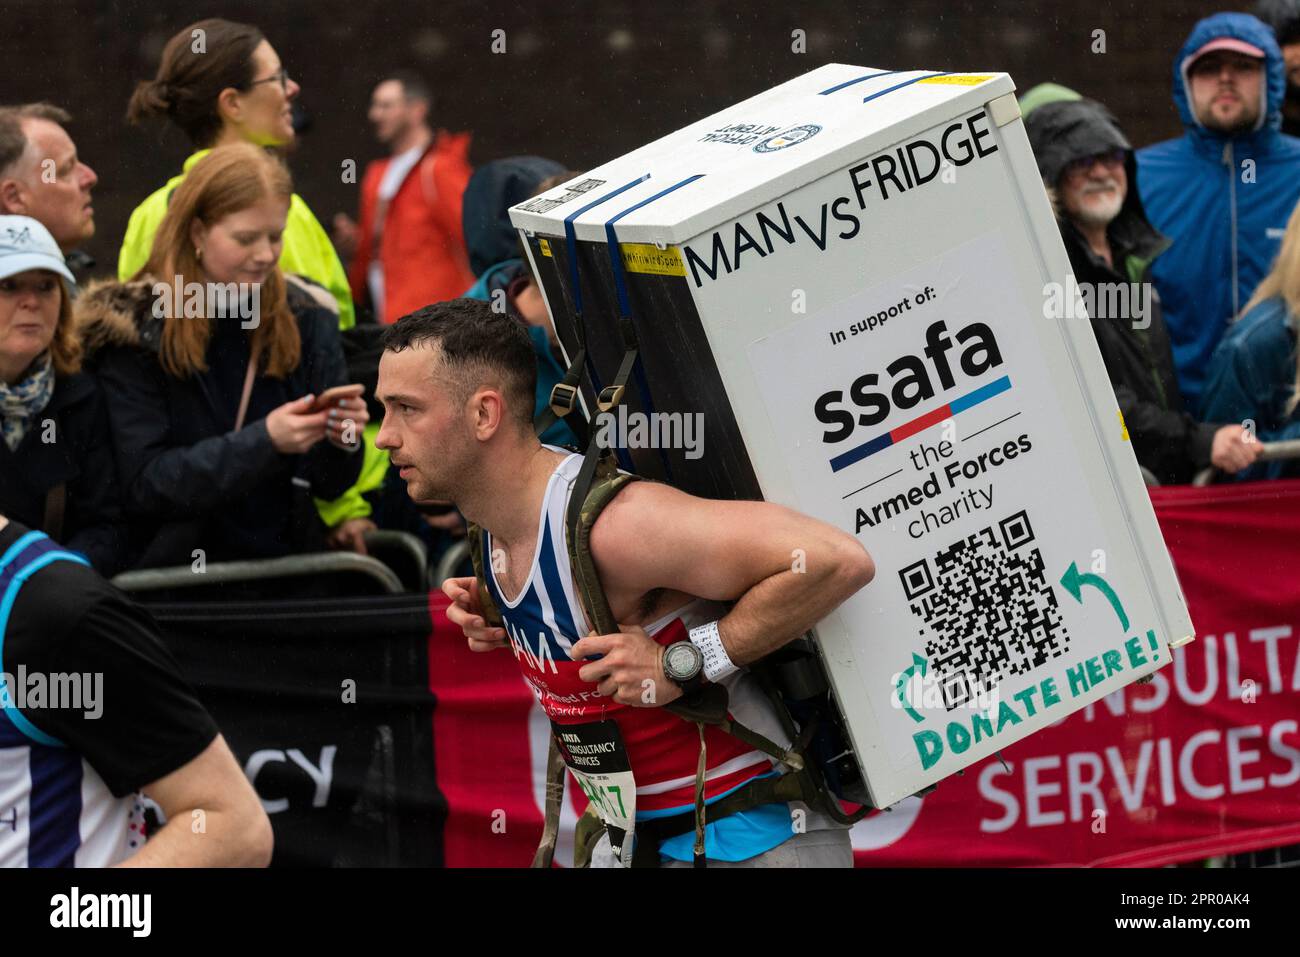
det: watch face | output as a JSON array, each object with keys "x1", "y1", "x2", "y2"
[{"x1": 665, "y1": 642, "x2": 701, "y2": 680}]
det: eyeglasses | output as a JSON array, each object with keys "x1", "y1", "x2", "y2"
[
  {"x1": 1062, "y1": 149, "x2": 1126, "y2": 180},
  {"x1": 247, "y1": 68, "x2": 292, "y2": 93}
]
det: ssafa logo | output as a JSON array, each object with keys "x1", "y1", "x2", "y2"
[{"x1": 754, "y1": 124, "x2": 822, "y2": 153}]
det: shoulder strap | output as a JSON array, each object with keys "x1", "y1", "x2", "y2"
[
  {"x1": 532, "y1": 740, "x2": 567, "y2": 869},
  {"x1": 467, "y1": 524, "x2": 504, "y2": 628},
  {"x1": 532, "y1": 348, "x2": 589, "y2": 446},
  {"x1": 233, "y1": 355, "x2": 259, "y2": 432},
  {"x1": 465, "y1": 446, "x2": 636, "y2": 636},
  {"x1": 564, "y1": 452, "x2": 639, "y2": 636},
  {"x1": 468, "y1": 514, "x2": 570, "y2": 868},
  {"x1": 42, "y1": 483, "x2": 66, "y2": 542}
]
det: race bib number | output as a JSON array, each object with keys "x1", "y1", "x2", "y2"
[{"x1": 553, "y1": 720, "x2": 637, "y2": 866}]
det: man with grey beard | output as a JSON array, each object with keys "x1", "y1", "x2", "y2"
[{"x1": 1026, "y1": 96, "x2": 1261, "y2": 484}]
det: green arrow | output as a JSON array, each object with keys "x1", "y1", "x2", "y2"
[
  {"x1": 1059, "y1": 562, "x2": 1129, "y2": 632},
  {"x1": 894, "y1": 652, "x2": 928, "y2": 724}
]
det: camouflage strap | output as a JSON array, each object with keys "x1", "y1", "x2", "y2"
[
  {"x1": 531, "y1": 738, "x2": 567, "y2": 869},
  {"x1": 466, "y1": 523, "x2": 503, "y2": 628},
  {"x1": 691, "y1": 723, "x2": 707, "y2": 867},
  {"x1": 572, "y1": 805, "x2": 605, "y2": 868},
  {"x1": 629, "y1": 760, "x2": 863, "y2": 863},
  {"x1": 467, "y1": 522, "x2": 564, "y2": 868},
  {"x1": 565, "y1": 454, "x2": 639, "y2": 637},
  {"x1": 665, "y1": 684, "x2": 871, "y2": 826},
  {"x1": 664, "y1": 683, "x2": 799, "y2": 768}
]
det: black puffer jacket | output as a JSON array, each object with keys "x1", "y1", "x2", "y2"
[
  {"x1": 1027, "y1": 98, "x2": 1218, "y2": 485},
  {"x1": 0, "y1": 370, "x2": 128, "y2": 575},
  {"x1": 76, "y1": 277, "x2": 362, "y2": 567}
]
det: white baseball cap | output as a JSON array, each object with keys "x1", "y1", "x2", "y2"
[{"x1": 0, "y1": 215, "x2": 75, "y2": 285}]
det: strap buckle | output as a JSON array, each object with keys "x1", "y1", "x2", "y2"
[
  {"x1": 549, "y1": 382, "x2": 579, "y2": 417},
  {"x1": 597, "y1": 384, "x2": 626, "y2": 412}
]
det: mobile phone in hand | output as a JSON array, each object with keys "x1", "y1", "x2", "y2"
[{"x1": 309, "y1": 384, "x2": 365, "y2": 413}]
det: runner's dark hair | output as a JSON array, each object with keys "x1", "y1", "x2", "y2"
[{"x1": 383, "y1": 297, "x2": 538, "y2": 431}]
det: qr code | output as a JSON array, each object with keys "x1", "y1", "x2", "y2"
[{"x1": 898, "y1": 510, "x2": 1069, "y2": 710}]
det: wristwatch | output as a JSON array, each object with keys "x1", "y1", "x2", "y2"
[{"x1": 662, "y1": 640, "x2": 706, "y2": 696}]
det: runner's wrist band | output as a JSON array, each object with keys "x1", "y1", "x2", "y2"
[{"x1": 689, "y1": 621, "x2": 737, "y2": 682}]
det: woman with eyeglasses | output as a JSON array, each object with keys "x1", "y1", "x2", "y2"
[{"x1": 120, "y1": 17, "x2": 355, "y2": 330}]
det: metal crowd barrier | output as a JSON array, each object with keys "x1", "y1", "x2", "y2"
[
  {"x1": 1191, "y1": 438, "x2": 1300, "y2": 487},
  {"x1": 113, "y1": 551, "x2": 405, "y2": 595},
  {"x1": 362, "y1": 529, "x2": 430, "y2": 589},
  {"x1": 433, "y1": 538, "x2": 472, "y2": 589},
  {"x1": 112, "y1": 530, "x2": 431, "y2": 596}
]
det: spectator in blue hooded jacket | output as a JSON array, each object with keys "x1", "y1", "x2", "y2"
[{"x1": 1137, "y1": 12, "x2": 1300, "y2": 415}]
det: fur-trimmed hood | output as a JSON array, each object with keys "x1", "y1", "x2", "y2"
[
  {"x1": 73, "y1": 276, "x2": 164, "y2": 360},
  {"x1": 73, "y1": 273, "x2": 360, "y2": 568},
  {"x1": 73, "y1": 273, "x2": 334, "y2": 364}
]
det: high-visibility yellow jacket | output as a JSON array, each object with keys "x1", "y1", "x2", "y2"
[
  {"x1": 118, "y1": 149, "x2": 355, "y2": 329},
  {"x1": 314, "y1": 423, "x2": 388, "y2": 527}
]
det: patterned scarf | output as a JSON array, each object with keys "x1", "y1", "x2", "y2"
[{"x1": 0, "y1": 353, "x2": 55, "y2": 452}]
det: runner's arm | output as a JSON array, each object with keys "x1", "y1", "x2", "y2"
[
  {"x1": 589, "y1": 481, "x2": 874, "y2": 665},
  {"x1": 444, "y1": 576, "x2": 509, "y2": 651},
  {"x1": 118, "y1": 735, "x2": 273, "y2": 867},
  {"x1": 16, "y1": 585, "x2": 273, "y2": 868}
]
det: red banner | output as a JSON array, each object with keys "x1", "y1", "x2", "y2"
[
  {"x1": 428, "y1": 590, "x2": 600, "y2": 867},
  {"x1": 429, "y1": 479, "x2": 1300, "y2": 867}
]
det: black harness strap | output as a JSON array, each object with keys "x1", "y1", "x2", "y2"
[{"x1": 533, "y1": 346, "x2": 589, "y2": 445}]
